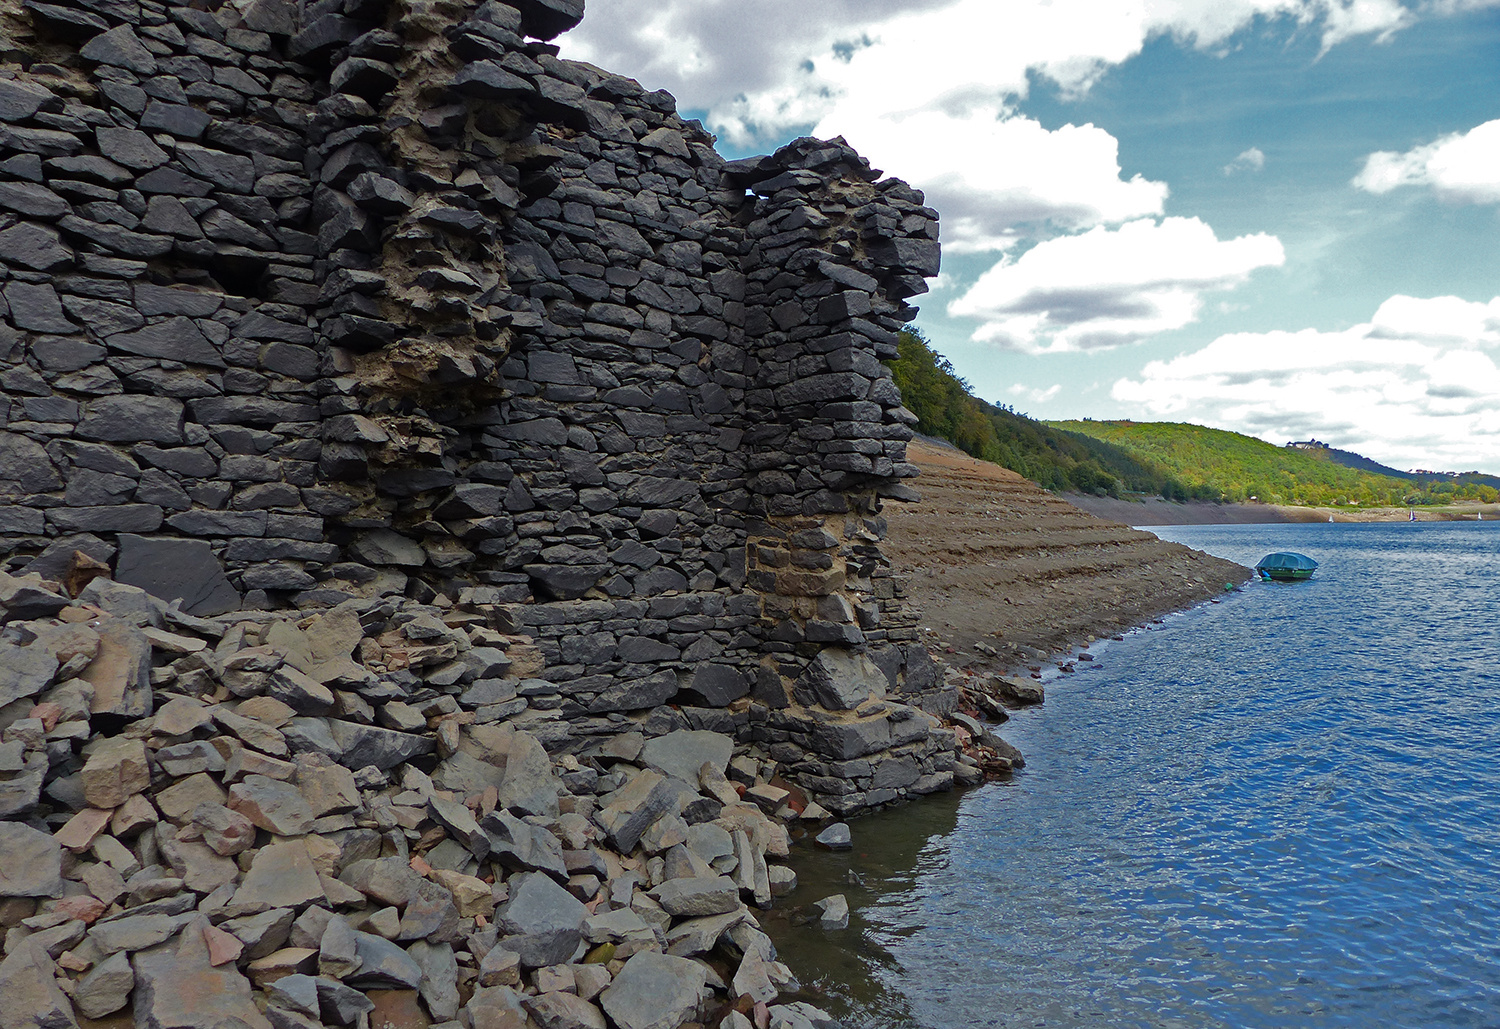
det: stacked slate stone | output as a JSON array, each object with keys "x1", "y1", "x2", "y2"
[
  {"x1": 0, "y1": 0, "x2": 347, "y2": 603},
  {"x1": 0, "y1": 567, "x2": 852, "y2": 1029},
  {"x1": 0, "y1": 0, "x2": 970, "y2": 820}
]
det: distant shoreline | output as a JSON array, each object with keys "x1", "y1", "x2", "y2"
[{"x1": 1062, "y1": 493, "x2": 1500, "y2": 526}]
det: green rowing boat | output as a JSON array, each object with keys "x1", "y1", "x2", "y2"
[{"x1": 1256, "y1": 552, "x2": 1317, "y2": 581}]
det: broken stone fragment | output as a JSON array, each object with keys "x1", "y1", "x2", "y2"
[
  {"x1": 151, "y1": 696, "x2": 214, "y2": 738},
  {"x1": 524, "y1": 990, "x2": 607, "y2": 1029},
  {"x1": 0, "y1": 822, "x2": 64, "y2": 898},
  {"x1": 155, "y1": 772, "x2": 228, "y2": 822},
  {"x1": 0, "y1": 942, "x2": 78, "y2": 1029},
  {"x1": 465, "y1": 985, "x2": 530, "y2": 1029},
  {"x1": 80, "y1": 620, "x2": 153, "y2": 715},
  {"x1": 132, "y1": 915, "x2": 274, "y2": 1029},
  {"x1": 0, "y1": 640, "x2": 58, "y2": 708},
  {"x1": 814, "y1": 894, "x2": 850, "y2": 930},
  {"x1": 482, "y1": 808, "x2": 568, "y2": 879},
  {"x1": 231, "y1": 840, "x2": 326, "y2": 915},
  {"x1": 345, "y1": 930, "x2": 422, "y2": 989},
  {"x1": 638, "y1": 730, "x2": 733, "y2": 784},
  {"x1": 407, "y1": 939, "x2": 461, "y2": 1020},
  {"x1": 73, "y1": 950, "x2": 135, "y2": 1018},
  {"x1": 228, "y1": 775, "x2": 315, "y2": 836},
  {"x1": 814, "y1": 822, "x2": 852, "y2": 851},
  {"x1": 598, "y1": 952, "x2": 707, "y2": 1029},
  {"x1": 593, "y1": 770, "x2": 677, "y2": 853},
  {"x1": 80, "y1": 736, "x2": 151, "y2": 808},
  {"x1": 113, "y1": 534, "x2": 241, "y2": 618},
  {"x1": 53, "y1": 807, "x2": 112, "y2": 852},
  {"x1": 191, "y1": 802, "x2": 256, "y2": 856},
  {"x1": 650, "y1": 875, "x2": 741, "y2": 918}
]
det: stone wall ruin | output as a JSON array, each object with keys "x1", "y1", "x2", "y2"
[{"x1": 0, "y1": 0, "x2": 959, "y2": 813}]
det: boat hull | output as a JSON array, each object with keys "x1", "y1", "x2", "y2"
[{"x1": 1259, "y1": 568, "x2": 1315, "y2": 582}]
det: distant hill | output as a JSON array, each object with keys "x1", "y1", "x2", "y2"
[
  {"x1": 1321, "y1": 446, "x2": 1500, "y2": 491},
  {"x1": 1052, "y1": 420, "x2": 1499, "y2": 508},
  {"x1": 885, "y1": 329, "x2": 1499, "y2": 508},
  {"x1": 1314, "y1": 444, "x2": 1413, "y2": 479}
]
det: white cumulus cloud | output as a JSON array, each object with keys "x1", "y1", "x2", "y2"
[
  {"x1": 564, "y1": 0, "x2": 1445, "y2": 250},
  {"x1": 1353, "y1": 119, "x2": 1500, "y2": 203},
  {"x1": 1112, "y1": 294, "x2": 1500, "y2": 469},
  {"x1": 822, "y1": 108, "x2": 1168, "y2": 253},
  {"x1": 1224, "y1": 147, "x2": 1267, "y2": 175},
  {"x1": 947, "y1": 217, "x2": 1286, "y2": 353}
]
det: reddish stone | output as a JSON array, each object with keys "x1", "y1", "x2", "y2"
[
  {"x1": 367, "y1": 990, "x2": 430, "y2": 1029},
  {"x1": 52, "y1": 894, "x2": 107, "y2": 924},
  {"x1": 203, "y1": 924, "x2": 244, "y2": 966},
  {"x1": 54, "y1": 808, "x2": 112, "y2": 852},
  {"x1": 28, "y1": 702, "x2": 62, "y2": 731}
]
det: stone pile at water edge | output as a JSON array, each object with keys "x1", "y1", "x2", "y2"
[{"x1": 0, "y1": 566, "x2": 951, "y2": 1029}]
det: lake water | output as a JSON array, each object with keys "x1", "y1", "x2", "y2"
[{"x1": 770, "y1": 522, "x2": 1500, "y2": 1028}]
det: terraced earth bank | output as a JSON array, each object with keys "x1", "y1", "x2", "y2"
[{"x1": 884, "y1": 441, "x2": 1252, "y2": 670}]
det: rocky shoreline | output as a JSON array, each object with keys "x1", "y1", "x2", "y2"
[
  {"x1": 1065, "y1": 492, "x2": 1500, "y2": 526},
  {"x1": 2, "y1": 565, "x2": 961, "y2": 1029}
]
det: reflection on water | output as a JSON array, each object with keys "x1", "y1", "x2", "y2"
[
  {"x1": 766, "y1": 524, "x2": 1500, "y2": 1028},
  {"x1": 767, "y1": 790, "x2": 965, "y2": 1028}
]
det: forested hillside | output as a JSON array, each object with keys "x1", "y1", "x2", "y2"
[
  {"x1": 886, "y1": 330, "x2": 1160, "y2": 496},
  {"x1": 1053, "y1": 420, "x2": 1500, "y2": 507},
  {"x1": 887, "y1": 329, "x2": 1499, "y2": 508}
]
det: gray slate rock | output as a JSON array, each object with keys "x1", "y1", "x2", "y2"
[
  {"x1": 0, "y1": 942, "x2": 78, "y2": 1029},
  {"x1": 795, "y1": 649, "x2": 887, "y2": 711},
  {"x1": 106, "y1": 317, "x2": 223, "y2": 366},
  {"x1": 481, "y1": 809, "x2": 568, "y2": 880},
  {"x1": 346, "y1": 931, "x2": 422, "y2": 989},
  {"x1": 73, "y1": 951, "x2": 134, "y2": 1019},
  {"x1": 494, "y1": 871, "x2": 587, "y2": 937},
  {"x1": 595, "y1": 770, "x2": 678, "y2": 853},
  {"x1": 0, "y1": 823, "x2": 64, "y2": 898},
  {"x1": 327, "y1": 721, "x2": 433, "y2": 771},
  {"x1": 498, "y1": 729, "x2": 560, "y2": 817},
  {"x1": 91, "y1": 912, "x2": 195, "y2": 955},
  {"x1": 814, "y1": 823, "x2": 852, "y2": 851},
  {"x1": 3, "y1": 281, "x2": 71, "y2": 332},
  {"x1": 407, "y1": 940, "x2": 460, "y2": 1021},
  {"x1": 316, "y1": 978, "x2": 375, "y2": 1023},
  {"x1": 599, "y1": 952, "x2": 707, "y2": 1029},
  {"x1": 815, "y1": 894, "x2": 850, "y2": 930},
  {"x1": 0, "y1": 221, "x2": 73, "y2": 270},
  {"x1": 651, "y1": 875, "x2": 741, "y2": 918},
  {"x1": 525, "y1": 991, "x2": 606, "y2": 1029},
  {"x1": 496, "y1": 928, "x2": 581, "y2": 971},
  {"x1": 0, "y1": 642, "x2": 57, "y2": 708},
  {"x1": 114, "y1": 534, "x2": 241, "y2": 617},
  {"x1": 513, "y1": 0, "x2": 584, "y2": 39},
  {"x1": 639, "y1": 730, "x2": 733, "y2": 785},
  {"x1": 131, "y1": 915, "x2": 273, "y2": 1029},
  {"x1": 266, "y1": 974, "x2": 320, "y2": 1018}
]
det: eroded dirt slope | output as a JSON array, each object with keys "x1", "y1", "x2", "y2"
[{"x1": 884, "y1": 441, "x2": 1251, "y2": 671}]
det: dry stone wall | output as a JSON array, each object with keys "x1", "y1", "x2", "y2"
[{"x1": 0, "y1": 0, "x2": 959, "y2": 814}]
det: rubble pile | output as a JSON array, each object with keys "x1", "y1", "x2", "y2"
[{"x1": 0, "y1": 566, "x2": 940, "y2": 1029}]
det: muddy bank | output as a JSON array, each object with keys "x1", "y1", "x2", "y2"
[
  {"x1": 882, "y1": 442, "x2": 1252, "y2": 674},
  {"x1": 1064, "y1": 494, "x2": 1500, "y2": 526}
]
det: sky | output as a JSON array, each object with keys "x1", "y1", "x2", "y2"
[{"x1": 560, "y1": 1, "x2": 1500, "y2": 473}]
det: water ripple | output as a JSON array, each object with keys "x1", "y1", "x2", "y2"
[{"x1": 802, "y1": 524, "x2": 1500, "y2": 1028}]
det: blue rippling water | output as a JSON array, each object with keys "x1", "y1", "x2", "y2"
[{"x1": 800, "y1": 522, "x2": 1500, "y2": 1028}]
